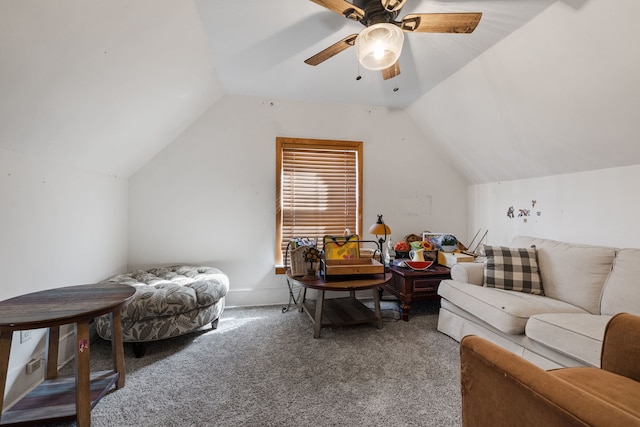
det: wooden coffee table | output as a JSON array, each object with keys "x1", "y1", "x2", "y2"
[
  {"x1": 286, "y1": 270, "x2": 392, "y2": 338},
  {"x1": 0, "y1": 283, "x2": 135, "y2": 427},
  {"x1": 383, "y1": 264, "x2": 451, "y2": 321}
]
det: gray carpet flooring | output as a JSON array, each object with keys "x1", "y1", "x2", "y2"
[{"x1": 54, "y1": 299, "x2": 461, "y2": 426}]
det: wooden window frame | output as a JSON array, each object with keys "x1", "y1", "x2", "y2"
[{"x1": 275, "y1": 137, "x2": 363, "y2": 273}]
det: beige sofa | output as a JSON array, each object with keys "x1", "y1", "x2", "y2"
[{"x1": 437, "y1": 236, "x2": 640, "y2": 369}]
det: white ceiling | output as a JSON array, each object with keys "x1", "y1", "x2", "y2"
[
  {"x1": 1, "y1": 0, "x2": 638, "y2": 183},
  {"x1": 195, "y1": 0, "x2": 555, "y2": 109}
]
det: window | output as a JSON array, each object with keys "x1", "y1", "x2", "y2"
[{"x1": 275, "y1": 137, "x2": 363, "y2": 271}]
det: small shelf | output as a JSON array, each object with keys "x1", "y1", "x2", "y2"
[
  {"x1": 303, "y1": 297, "x2": 378, "y2": 328},
  {"x1": 0, "y1": 370, "x2": 118, "y2": 425}
]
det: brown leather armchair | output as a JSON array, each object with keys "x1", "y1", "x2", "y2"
[{"x1": 460, "y1": 313, "x2": 640, "y2": 426}]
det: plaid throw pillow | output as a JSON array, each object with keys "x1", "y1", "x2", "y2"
[{"x1": 484, "y1": 245, "x2": 543, "y2": 295}]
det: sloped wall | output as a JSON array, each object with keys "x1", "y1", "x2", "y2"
[
  {"x1": 128, "y1": 95, "x2": 469, "y2": 306},
  {"x1": 407, "y1": 0, "x2": 640, "y2": 184},
  {"x1": 0, "y1": 0, "x2": 224, "y2": 178}
]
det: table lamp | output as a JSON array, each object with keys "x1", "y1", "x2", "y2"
[{"x1": 368, "y1": 214, "x2": 392, "y2": 262}]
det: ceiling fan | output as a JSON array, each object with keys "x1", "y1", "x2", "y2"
[{"x1": 305, "y1": 0, "x2": 482, "y2": 80}]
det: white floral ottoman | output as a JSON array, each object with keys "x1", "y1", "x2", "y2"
[{"x1": 95, "y1": 265, "x2": 229, "y2": 357}]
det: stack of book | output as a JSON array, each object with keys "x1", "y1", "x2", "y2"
[{"x1": 438, "y1": 251, "x2": 474, "y2": 268}]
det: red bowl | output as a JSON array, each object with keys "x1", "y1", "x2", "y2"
[{"x1": 405, "y1": 261, "x2": 434, "y2": 271}]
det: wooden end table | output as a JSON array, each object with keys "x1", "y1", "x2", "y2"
[
  {"x1": 382, "y1": 264, "x2": 451, "y2": 321},
  {"x1": 0, "y1": 283, "x2": 135, "y2": 427},
  {"x1": 286, "y1": 270, "x2": 392, "y2": 338}
]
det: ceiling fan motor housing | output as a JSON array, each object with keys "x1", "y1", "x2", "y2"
[{"x1": 353, "y1": 0, "x2": 400, "y2": 26}]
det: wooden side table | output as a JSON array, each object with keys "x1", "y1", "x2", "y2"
[
  {"x1": 0, "y1": 283, "x2": 135, "y2": 426},
  {"x1": 286, "y1": 270, "x2": 391, "y2": 338},
  {"x1": 383, "y1": 264, "x2": 451, "y2": 321}
]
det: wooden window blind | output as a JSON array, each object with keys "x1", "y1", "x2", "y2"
[{"x1": 275, "y1": 137, "x2": 363, "y2": 270}]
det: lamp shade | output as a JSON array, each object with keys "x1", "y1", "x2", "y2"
[
  {"x1": 369, "y1": 222, "x2": 391, "y2": 235},
  {"x1": 355, "y1": 23, "x2": 404, "y2": 70},
  {"x1": 368, "y1": 214, "x2": 392, "y2": 236}
]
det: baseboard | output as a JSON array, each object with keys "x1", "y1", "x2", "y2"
[{"x1": 225, "y1": 287, "x2": 290, "y2": 307}]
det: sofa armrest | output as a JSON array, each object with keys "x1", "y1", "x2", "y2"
[
  {"x1": 601, "y1": 313, "x2": 640, "y2": 382},
  {"x1": 450, "y1": 262, "x2": 484, "y2": 285},
  {"x1": 460, "y1": 335, "x2": 637, "y2": 427}
]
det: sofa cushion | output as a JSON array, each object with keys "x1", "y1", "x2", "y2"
[
  {"x1": 600, "y1": 248, "x2": 640, "y2": 316},
  {"x1": 526, "y1": 313, "x2": 612, "y2": 367},
  {"x1": 438, "y1": 280, "x2": 588, "y2": 334},
  {"x1": 484, "y1": 245, "x2": 543, "y2": 295},
  {"x1": 511, "y1": 237, "x2": 616, "y2": 314},
  {"x1": 550, "y1": 367, "x2": 640, "y2": 420}
]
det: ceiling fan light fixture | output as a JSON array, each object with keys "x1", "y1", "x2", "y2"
[{"x1": 355, "y1": 23, "x2": 404, "y2": 71}]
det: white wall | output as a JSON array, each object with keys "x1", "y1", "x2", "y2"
[
  {"x1": 0, "y1": 150, "x2": 128, "y2": 300},
  {"x1": 0, "y1": 148, "x2": 128, "y2": 408},
  {"x1": 128, "y1": 95, "x2": 469, "y2": 307},
  {"x1": 468, "y1": 164, "x2": 640, "y2": 248}
]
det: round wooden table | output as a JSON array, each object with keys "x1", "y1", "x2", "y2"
[
  {"x1": 287, "y1": 270, "x2": 392, "y2": 338},
  {"x1": 0, "y1": 283, "x2": 135, "y2": 426}
]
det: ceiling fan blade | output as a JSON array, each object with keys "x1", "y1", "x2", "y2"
[
  {"x1": 381, "y1": 0, "x2": 407, "y2": 13},
  {"x1": 309, "y1": 0, "x2": 365, "y2": 21},
  {"x1": 400, "y1": 13, "x2": 482, "y2": 33},
  {"x1": 381, "y1": 61, "x2": 401, "y2": 80},
  {"x1": 304, "y1": 34, "x2": 358, "y2": 66}
]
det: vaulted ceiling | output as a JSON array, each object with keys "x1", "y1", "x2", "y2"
[
  {"x1": 1, "y1": 0, "x2": 638, "y2": 183},
  {"x1": 194, "y1": 0, "x2": 555, "y2": 109}
]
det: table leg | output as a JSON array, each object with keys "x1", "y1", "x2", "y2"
[
  {"x1": 0, "y1": 331, "x2": 13, "y2": 418},
  {"x1": 372, "y1": 288, "x2": 383, "y2": 329},
  {"x1": 75, "y1": 321, "x2": 91, "y2": 427},
  {"x1": 46, "y1": 326, "x2": 60, "y2": 379},
  {"x1": 298, "y1": 288, "x2": 307, "y2": 313},
  {"x1": 110, "y1": 310, "x2": 126, "y2": 389},
  {"x1": 313, "y1": 290, "x2": 325, "y2": 338},
  {"x1": 400, "y1": 302, "x2": 411, "y2": 322}
]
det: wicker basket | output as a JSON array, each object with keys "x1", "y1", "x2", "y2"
[{"x1": 291, "y1": 246, "x2": 308, "y2": 277}]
